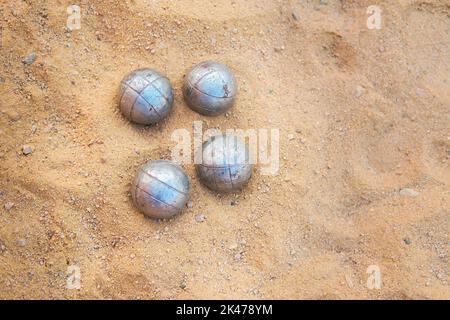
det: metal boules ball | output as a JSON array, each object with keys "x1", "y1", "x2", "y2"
[
  {"x1": 131, "y1": 160, "x2": 190, "y2": 219},
  {"x1": 119, "y1": 68, "x2": 174, "y2": 125},
  {"x1": 196, "y1": 134, "x2": 253, "y2": 193},
  {"x1": 183, "y1": 61, "x2": 237, "y2": 116}
]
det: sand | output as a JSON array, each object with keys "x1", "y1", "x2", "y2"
[{"x1": 0, "y1": 0, "x2": 448, "y2": 299}]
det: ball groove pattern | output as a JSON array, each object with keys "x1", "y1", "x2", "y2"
[
  {"x1": 119, "y1": 68, "x2": 174, "y2": 125},
  {"x1": 131, "y1": 160, "x2": 190, "y2": 219},
  {"x1": 196, "y1": 134, "x2": 253, "y2": 192},
  {"x1": 183, "y1": 61, "x2": 237, "y2": 116}
]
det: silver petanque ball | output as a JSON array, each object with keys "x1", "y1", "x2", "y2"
[
  {"x1": 196, "y1": 134, "x2": 253, "y2": 192},
  {"x1": 183, "y1": 61, "x2": 237, "y2": 116},
  {"x1": 119, "y1": 68, "x2": 174, "y2": 125},
  {"x1": 131, "y1": 160, "x2": 190, "y2": 219}
]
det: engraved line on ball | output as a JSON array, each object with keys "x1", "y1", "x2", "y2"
[
  {"x1": 210, "y1": 144, "x2": 220, "y2": 190},
  {"x1": 119, "y1": 85, "x2": 140, "y2": 119},
  {"x1": 126, "y1": 82, "x2": 164, "y2": 120},
  {"x1": 148, "y1": 79, "x2": 171, "y2": 104},
  {"x1": 192, "y1": 69, "x2": 217, "y2": 87},
  {"x1": 128, "y1": 85, "x2": 161, "y2": 120},
  {"x1": 190, "y1": 63, "x2": 236, "y2": 98},
  {"x1": 139, "y1": 169, "x2": 189, "y2": 196},
  {"x1": 120, "y1": 75, "x2": 169, "y2": 119},
  {"x1": 187, "y1": 79, "x2": 235, "y2": 99},
  {"x1": 196, "y1": 163, "x2": 249, "y2": 169},
  {"x1": 124, "y1": 76, "x2": 166, "y2": 100},
  {"x1": 119, "y1": 75, "x2": 154, "y2": 104},
  {"x1": 216, "y1": 71, "x2": 233, "y2": 98},
  {"x1": 135, "y1": 184, "x2": 183, "y2": 211},
  {"x1": 198, "y1": 164, "x2": 250, "y2": 186},
  {"x1": 119, "y1": 81, "x2": 146, "y2": 120},
  {"x1": 227, "y1": 165, "x2": 235, "y2": 189},
  {"x1": 136, "y1": 171, "x2": 183, "y2": 210}
]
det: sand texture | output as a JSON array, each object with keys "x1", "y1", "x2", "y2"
[{"x1": 0, "y1": 0, "x2": 449, "y2": 299}]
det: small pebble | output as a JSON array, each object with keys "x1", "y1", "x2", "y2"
[
  {"x1": 4, "y1": 202, "x2": 14, "y2": 210},
  {"x1": 404, "y1": 238, "x2": 412, "y2": 245},
  {"x1": 355, "y1": 85, "x2": 365, "y2": 98},
  {"x1": 17, "y1": 239, "x2": 27, "y2": 247},
  {"x1": 22, "y1": 52, "x2": 37, "y2": 65},
  {"x1": 195, "y1": 214, "x2": 206, "y2": 223},
  {"x1": 22, "y1": 145, "x2": 33, "y2": 155},
  {"x1": 345, "y1": 274, "x2": 354, "y2": 288},
  {"x1": 399, "y1": 188, "x2": 419, "y2": 197},
  {"x1": 234, "y1": 253, "x2": 242, "y2": 261},
  {"x1": 292, "y1": 11, "x2": 300, "y2": 21},
  {"x1": 416, "y1": 88, "x2": 427, "y2": 98},
  {"x1": 186, "y1": 201, "x2": 193, "y2": 209}
]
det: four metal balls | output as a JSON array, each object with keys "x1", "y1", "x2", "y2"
[
  {"x1": 120, "y1": 63, "x2": 249, "y2": 218},
  {"x1": 119, "y1": 68, "x2": 174, "y2": 125},
  {"x1": 183, "y1": 61, "x2": 238, "y2": 116},
  {"x1": 196, "y1": 134, "x2": 253, "y2": 193},
  {"x1": 131, "y1": 160, "x2": 190, "y2": 219}
]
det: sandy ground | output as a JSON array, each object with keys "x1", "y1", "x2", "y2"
[{"x1": 0, "y1": 0, "x2": 449, "y2": 299}]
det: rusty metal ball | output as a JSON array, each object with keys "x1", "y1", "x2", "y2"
[
  {"x1": 131, "y1": 160, "x2": 190, "y2": 219},
  {"x1": 196, "y1": 134, "x2": 253, "y2": 192},
  {"x1": 119, "y1": 68, "x2": 174, "y2": 125},
  {"x1": 183, "y1": 61, "x2": 237, "y2": 116}
]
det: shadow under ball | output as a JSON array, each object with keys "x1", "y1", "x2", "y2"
[
  {"x1": 196, "y1": 134, "x2": 253, "y2": 193},
  {"x1": 119, "y1": 68, "x2": 174, "y2": 125},
  {"x1": 183, "y1": 61, "x2": 237, "y2": 116},
  {"x1": 131, "y1": 160, "x2": 190, "y2": 219}
]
